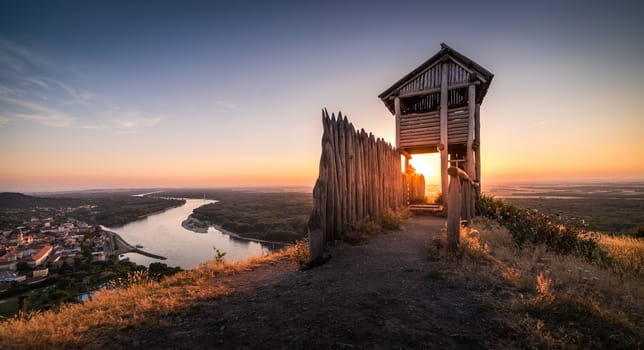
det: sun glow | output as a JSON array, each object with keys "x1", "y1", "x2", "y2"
[{"x1": 408, "y1": 154, "x2": 441, "y2": 183}]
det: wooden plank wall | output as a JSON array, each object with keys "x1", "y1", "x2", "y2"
[
  {"x1": 399, "y1": 111, "x2": 440, "y2": 147},
  {"x1": 308, "y1": 110, "x2": 405, "y2": 256},
  {"x1": 399, "y1": 106, "x2": 470, "y2": 148},
  {"x1": 447, "y1": 106, "x2": 469, "y2": 144}
]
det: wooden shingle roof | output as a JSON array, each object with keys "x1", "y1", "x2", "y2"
[{"x1": 379, "y1": 43, "x2": 494, "y2": 114}]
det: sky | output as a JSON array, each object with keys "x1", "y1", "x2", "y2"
[{"x1": 1, "y1": 0, "x2": 643, "y2": 192}]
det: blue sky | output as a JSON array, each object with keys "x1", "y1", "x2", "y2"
[{"x1": 1, "y1": 0, "x2": 643, "y2": 191}]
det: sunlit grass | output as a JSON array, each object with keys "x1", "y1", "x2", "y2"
[
  {"x1": 0, "y1": 242, "x2": 307, "y2": 349},
  {"x1": 428, "y1": 218, "x2": 643, "y2": 348},
  {"x1": 597, "y1": 234, "x2": 644, "y2": 277}
]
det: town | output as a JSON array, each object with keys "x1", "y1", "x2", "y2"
[
  {"x1": 0, "y1": 210, "x2": 113, "y2": 290},
  {"x1": 0, "y1": 194, "x2": 183, "y2": 317}
]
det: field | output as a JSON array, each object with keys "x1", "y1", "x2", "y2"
[
  {"x1": 0, "y1": 191, "x2": 184, "y2": 228},
  {"x1": 485, "y1": 182, "x2": 644, "y2": 235}
]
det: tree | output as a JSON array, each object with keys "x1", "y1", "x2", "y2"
[
  {"x1": 16, "y1": 262, "x2": 31, "y2": 273},
  {"x1": 18, "y1": 295, "x2": 29, "y2": 311}
]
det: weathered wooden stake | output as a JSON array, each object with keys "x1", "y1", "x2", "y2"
[
  {"x1": 447, "y1": 169, "x2": 462, "y2": 251},
  {"x1": 440, "y1": 60, "x2": 449, "y2": 209}
]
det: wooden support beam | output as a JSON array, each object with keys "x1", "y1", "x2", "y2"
[
  {"x1": 467, "y1": 84, "x2": 476, "y2": 217},
  {"x1": 466, "y1": 84, "x2": 476, "y2": 176},
  {"x1": 394, "y1": 96, "x2": 401, "y2": 149},
  {"x1": 446, "y1": 174, "x2": 461, "y2": 251},
  {"x1": 440, "y1": 61, "x2": 449, "y2": 207},
  {"x1": 475, "y1": 103, "x2": 481, "y2": 197}
]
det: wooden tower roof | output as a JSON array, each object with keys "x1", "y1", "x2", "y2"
[{"x1": 379, "y1": 43, "x2": 494, "y2": 114}]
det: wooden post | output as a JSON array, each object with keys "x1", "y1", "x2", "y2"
[
  {"x1": 394, "y1": 96, "x2": 401, "y2": 149},
  {"x1": 440, "y1": 60, "x2": 449, "y2": 208},
  {"x1": 475, "y1": 103, "x2": 481, "y2": 198},
  {"x1": 467, "y1": 84, "x2": 476, "y2": 217},
  {"x1": 447, "y1": 170, "x2": 461, "y2": 251},
  {"x1": 467, "y1": 84, "x2": 476, "y2": 177}
]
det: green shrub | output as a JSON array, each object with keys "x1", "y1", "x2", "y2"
[
  {"x1": 380, "y1": 209, "x2": 402, "y2": 231},
  {"x1": 626, "y1": 224, "x2": 644, "y2": 239},
  {"x1": 476, "y1": 195, "x2": 609, "y2": 268},
  {"x1": 434, "y1": 191, "x2": 443, "y2": 205}
]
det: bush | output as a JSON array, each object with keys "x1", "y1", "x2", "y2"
[
  {"x1": 434, "y1": 192, "x2": 443, "y2": 205},
  {"x1": 380, "y1": 209, "x2": 402, "y2": 231},
  {"x1": 476, "y1": 195, "x2": 609, "y2": 267},
  {"x1": 626, "y1": 224, "x2": 644, "y2": 239}
]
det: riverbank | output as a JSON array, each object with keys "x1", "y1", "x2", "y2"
[
  {"x1": 212, "y1": 223, "x2": 292, "y2": 247},
  {"x1": 181, "y1": 216, "x2": 208, "y2": 233},
  {"x1": 186, "y1": 191, "x2": 311, "y2": 243},
  {"x1": 108, "y1": 230, "x2": 167, "y2": 260},
  {"x1": 182, "y1": 214, "x2": 291, "y2": 247}
]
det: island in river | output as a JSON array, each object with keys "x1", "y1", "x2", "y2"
[{"x1": 164, "y1": 188, "x2": 312, "y2": 244}]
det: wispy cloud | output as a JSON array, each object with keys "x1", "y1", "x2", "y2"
[
  {"x1": 1, "y1": 96, "x2": 75, "y2": 127},
  {"x1": 13, "y1": 111, "x2": 74, "y2": 128},
  {"x1": 0, "y1": 39, "x2": 161, "y2": 133},
  {"x1": 215, "y1": 100, "x2": 245, "y2": 112},
  {"x1": 0, "y1": 38, "x2": 57, "y2": 74},
  {"x1": 25, "y1": 78, "x2": 48, "y2": 89},
  {"x1": 54, "y1": 80, "x2": 94, "y2": 106}
]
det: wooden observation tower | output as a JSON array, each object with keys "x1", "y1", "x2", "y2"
[{"x1": 379, "y1": 43, "x2": 493, "y2": 201}]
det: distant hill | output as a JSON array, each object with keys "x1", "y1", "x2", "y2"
[{"x1": 0, "y1": 192, "x2": 85, "y2": 209}]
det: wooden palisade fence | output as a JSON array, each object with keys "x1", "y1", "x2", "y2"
[
  {"x1": 404, "y1": 172, "x2": 425, "y2": 203},
  {"x1": 446, "y1": 166, "x2": 479, "y2": 251},
  {"x1": 308, "y1": 110, "x2": 405, "y2": 262}
]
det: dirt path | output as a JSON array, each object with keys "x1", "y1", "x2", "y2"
[{"x1": 99, "y1": 216, "x2": 503, "y2": 349}]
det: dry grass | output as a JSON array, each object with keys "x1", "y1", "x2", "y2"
[
  {"x1": 429, "y1": 218, "x2": 644, "y2": 348},
  {"x1": 0, "y1": 243, "x2": 306, "y2": 349},
  {"x1": 345, "y1": 208, "x2": 408, "y2": 244},
  {"x1": 598, "y1": 234, "x2": 644, "y2": 277}
]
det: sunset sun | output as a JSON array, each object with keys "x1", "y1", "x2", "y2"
[{"x1": 409, "y1": 154, "x2": 440, "y2": 182}]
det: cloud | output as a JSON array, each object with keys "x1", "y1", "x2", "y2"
[
  {"x1": 13, "y1": 111, "x2": 74, "y2": 128},
  {"x1": 0, "y1": 115, "x2": 9, "y2": 127},
  {"x1": 0, "y1": 39, "x2": 162, "y2": 133},
  {"x1": 54, "y1": 80, "x2": 94, "y2": 106},
  {"x1": 25, "y1": 78, "x2": 48, "y2": 89},
  {"x1": 0, "y1": 38, "x2": 56, "y2": 74},
  {"x1": 215, "y1": 100, "x2": 245, "y2": 112},
  {"x1": 0, "y1": 96, "x2": 75, "y2": 127},
  {"x1": 115, "y1": 117, "x2": 161, "y2": 130}
]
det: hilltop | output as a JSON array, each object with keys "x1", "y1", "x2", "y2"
[
  {"x1": 1, "y1": 214, "x2": 642, "y2": 349},
  {"x1": 0, "y1": 192, "x2": 85, "y2": 209}
]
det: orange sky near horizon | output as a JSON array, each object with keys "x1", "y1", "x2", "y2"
[{"x1": 1, "y1": 2, "x2": 643, "y2": 192}]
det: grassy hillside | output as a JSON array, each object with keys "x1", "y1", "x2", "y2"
[
  {"x1": 1, "y1": 194, "x2": 641, "y2": 349},
  {"x1": 423, "y1": 195, "x2": 644, "y2": 348},
  {"x1": 0, "y1": 242, "x2": 308, "y2": 349},
  {"x1": 427, "y1": 218, "x2": 643, "y2": 348}
]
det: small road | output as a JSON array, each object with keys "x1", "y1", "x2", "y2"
[{"x1": 93, "y1": 216, "x2": 502, "y2": 349}]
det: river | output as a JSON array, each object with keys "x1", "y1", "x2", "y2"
[{"x1": 105, "y1": 198, "x2": 280, "y2": 269}]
